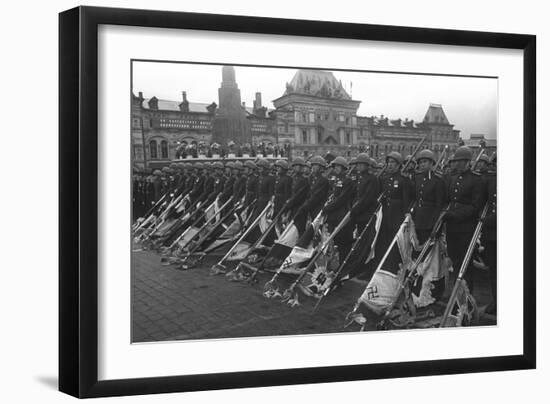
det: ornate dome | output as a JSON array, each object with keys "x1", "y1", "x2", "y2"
[{"x1": 284, "y1": 69, "x2": 351, "y2": 100}]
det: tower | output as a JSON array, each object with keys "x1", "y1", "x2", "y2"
[{"x1": 212, "y1": 66, "x2": 251, "y2": 144}]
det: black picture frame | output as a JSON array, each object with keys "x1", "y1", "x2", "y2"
[{"x1": 59, "y1": 5, "x2": 536, "y2": 398}]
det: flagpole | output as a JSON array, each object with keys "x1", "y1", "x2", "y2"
[
  {"x1": 209, "y1": 200, "x2": 269, "y2": 273},
  {"x1": 439, "y1": 202, "x2": 490, "y2": 327}
]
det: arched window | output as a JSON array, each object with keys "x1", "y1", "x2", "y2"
[
  {"x1": 149, "y1": 140, "x2": 158, "y2": 159},
  {"x1": 161, "y1": 140, "x2": 168, "y2": 159},
  {"x1": 345, "y1": 132, "x2": 351, "y2": 144},
  {"x1": 301, "y1": 129, "x2": 308, "y2": 144}
]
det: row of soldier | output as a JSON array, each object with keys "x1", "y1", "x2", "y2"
[{"x1": 133, "y1": 146, "x2": 496, "y2": 315}]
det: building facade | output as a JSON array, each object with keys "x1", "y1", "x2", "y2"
[
  {"x1": 132, "y1": 66, "x2": 487, "y2": 167},
  {"x1": 271, "y1": 69, "x2": 362, "y2": 157},
  {"x1": 131, "y1": 91, "x2": 217, "y2": 168},
  {"x1": 359, "y1": 104, "x2": 462, "y2": 162}
]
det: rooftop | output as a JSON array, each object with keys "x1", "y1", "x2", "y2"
[
  {"x1": 283, "y1": 69, "x2": 351, "y2": 100},
  {"x1": 423, "y1": 103, "x2": 451, "y2": 125}
]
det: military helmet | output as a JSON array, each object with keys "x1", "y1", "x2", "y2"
[
  {"x1": 404, "y1": 154, "x2": 416, "y2": 165},
  {"x1": 153, "y1": 169, "x2": 162, "y2": 176},
  {"x1": 212, "y1": 161, "x2": 224, "y2": 170},
  {"x1": 161, "y1": 166, "x2": 171, "y2": 173},
  {"x1": 275, "y1": 160, "x2": 289, "y2": 170},
  {"x1": 169, "y1": 163, "x2": 178, "y2": 168},
  {"x1": 386, "y1": 151, "x2": 403, "y2": 165},
  {"x1": 416, "y1": 149, "x2": 436, "y2": 163},
  {"x1": 309, "y1": 156, "x2": 327, "y2": 167},
  {"x1": 245, "y1": 160, "x2": 257, "y2": 170},
  {"x1": 450, "y1": 146, "x2": 473, "y2": 161},
  {"x1": 257, "y1": 159, "x2": 270, "y2": 169},
  {"x1": 233, "y1": 161, "x2": 244, "y2": 171},
  {"x1": 349, "y1": 157, "x2": 358, "y2": 166},
  {"x1": 291, "y1": 157, "x2": 306, "y2": 166},
  {"x1": 331, "y1": 156, "x2": 349, "y2": 170},
  {"x1": 194, "y1": 162, "x2": 204, "y2": 170},
  {"x1": 324, "y1": 151, "x2": 336, "y2": 164},
  {"x1": 225, "y1": 161, "x2": 235, "y2": 170},
  {"x1": 478, "y1": 153, "x2": 490, "y2": 163},
  {"x1": 355, "y1": 153, "x2": 372, "y2": 165},
  {"x1": 203, "y1": 162, "x2": 212, "y2": 169}
]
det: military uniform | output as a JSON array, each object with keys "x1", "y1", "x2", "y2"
[
  {"x1": 351, "y1": 170, "x2": 380, "y2": 233},
  {"x1": 323, "y1": 171, "x2": 355, "y2": 260},
  {"x1": 294, "y1": 170, "x2": 329, "y2": 234},
  {"x1": 144, "y1": 177, "x2": 154, "y2": 208},
  {"x1": 203, "y1": 174, "x2": 226, "y2": 206},
  {"x1": 380, "y1": 171, "x2": 411, "y2": 234},
  {"x1": 181, "y1": 172, "x2": 196, "y2": 197},
  {"x1": 273, "y1": 173, "x2": 293, "y2": 214},
  {"x1": 171, "y1": 172, "x2": 181, "y2": 192},
  {"x1": 161, "y1": 175, "x2": 171, "y2": 201},
  {"x1": 197, "y1": 172, "x2": 216, "y2": 205},
  {"x1": 412, "y1": 170, "x2": 446, "y2": 243},
  {"x1": 445, "y1": 168, "x2": 484, "y2": 292},
  {"x1": 243, "y1": 173, "x2": 259, "y2": 209},
  {"x1": 188, "y1": 173, "x2": 205, "y2": 204},
  {"x1": 256, "y1": 173, "x2": 275, "y2": 214},
  {"x1": 153, "y1": 176, "x2": 164, "y2": 205},
  {"x1": 233, "y1": 173, "x2": 247, "y2": 203},
  {"x1": 174, "y1": 172, "x2": 187, "y2": 197},
  {"x1": 303, "y1": 171, "x2": 330, "y2": 218},
  {"x1": 372, "y1": 169, "x2": 411, "y2": 271},
  {"x1": 285, "y1": 173, "x2": 310, "y2": 216},
  {"x1": 220, "y1": 174, "x2": 236, "y2": 204},
  {"x1": 481, "y1": 171, "x2": 497, "y2": 313}
]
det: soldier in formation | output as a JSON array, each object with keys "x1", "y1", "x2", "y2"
[
  {"x1": 133, "y1": 145, "x2": 494, "y2": 310},
  {"x1": 442, "y1": 146, "x2": 484, "y2": 293}
]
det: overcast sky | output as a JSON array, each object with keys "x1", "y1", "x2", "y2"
[{"x1": 132, "y1": 61, "x2": 497, "y2": 140}]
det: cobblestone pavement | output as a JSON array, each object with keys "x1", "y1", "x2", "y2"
[{"x1": 132, "y1": 249, "x2": 496, "y2": 343}]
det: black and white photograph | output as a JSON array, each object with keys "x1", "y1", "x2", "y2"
[
  {"x1": 131, "y1": 61, "x2": 498, "y2": 342},
  {"x1": 1, "y1": 0, "x2": 546, "y2": 401}
]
